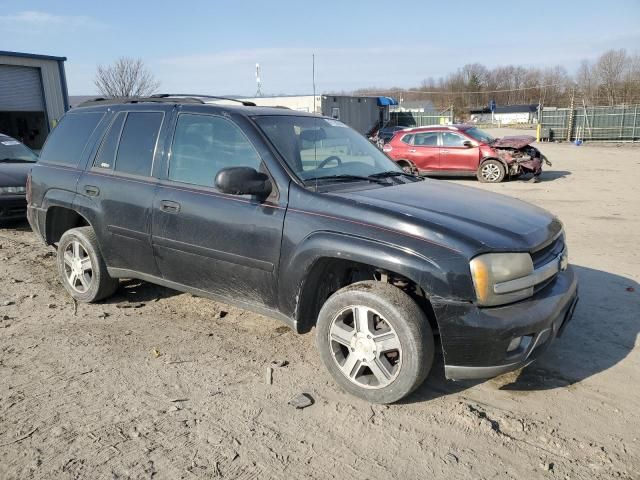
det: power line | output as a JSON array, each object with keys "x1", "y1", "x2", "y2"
[{"x1": 365, "y1": 83, "x2": 567, "y2": 95}]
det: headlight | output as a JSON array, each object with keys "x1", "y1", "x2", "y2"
[
  {"x1": 470, "y1": 253, "x2": 534, "y2": 306},
  {"x1": 0, "y1": 186, "x2": 26, "y2": 195}
]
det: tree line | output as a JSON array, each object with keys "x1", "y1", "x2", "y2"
[{"x1": 355, "y1": 49, "x2": 640, "y2": 114}]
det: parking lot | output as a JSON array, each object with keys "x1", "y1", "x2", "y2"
[{"x1": 1, "y1": 135, "x2": 638, "y2": 479}]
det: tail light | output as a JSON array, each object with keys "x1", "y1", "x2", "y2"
[
  {"x1": 382, "y1": 145, "x2": 392, "y2": 153},
  {"x1": 26, "y1": 171, "x2": 32, "y2": 204}
]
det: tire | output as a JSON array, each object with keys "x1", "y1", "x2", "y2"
[
  {"x1": 477, "y1": 159, "x2": 506, "y2": 183},
  {"x1": 316, "y1": 281, "x2": 434, "y2": 404},
  {"x1": 56, "y1": 226, "x2": 118, "y2": 303},
  {"x1": 396, "y1": 160, "x2": 418, "y2": 175}
]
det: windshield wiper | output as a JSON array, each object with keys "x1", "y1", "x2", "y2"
[
  {"x1": 304, "y1": 174, "x2": 388, "y2": 185},
  {"x1": 368, "y1": 171, "x2": 423, "y2": 181}
]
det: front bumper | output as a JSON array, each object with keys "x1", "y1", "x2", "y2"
[
  {"x1": 434, "y1": 266, "x2": 578, "y2": 380},
  {"x1": 0, "y1": 195, "x2": 27, "y2": 220}
]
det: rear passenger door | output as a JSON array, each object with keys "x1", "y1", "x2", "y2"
[
  {"x1": 410, "y1": 131, "x2": 440, "y2": 171},
  {"x1": 78, "y1": 108, "x2": 168, "y2": 277},
  {"x1": 151, "y1": 112, "x2": 286, "y2": 308}
]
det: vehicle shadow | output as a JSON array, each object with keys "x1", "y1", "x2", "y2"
[
  {"x1": 104, "y1": 279, "x2": 180, "y2": 304},
  {"x1": 430, "y1": 170, "x2": 571, "y2": 183},
  {"x1": 0, "y1": 218, "x2": 32, "y2": 232},
  {"x1": 403, "y1": 265, "x2": 639, "y2": 403}
]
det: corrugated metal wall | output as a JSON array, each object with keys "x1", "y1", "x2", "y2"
[
  {"x1": 0, "y1": 55, "x2": 66, "y2": 128},
  {"x1": 541, "y1": 105, "x2": 640, "y2": 142},
  {"x1": 321, "y1": 96, "x2": 381, "y2": 135},
  {"x1": 388, "y1": 108, "x2": 454, "y2": 127}
]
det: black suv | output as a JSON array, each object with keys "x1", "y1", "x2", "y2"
[{"x1": 27, "y1": 96, "x2": 578, "y2": 403}]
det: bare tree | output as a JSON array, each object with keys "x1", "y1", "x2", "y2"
[
  {"x1": 94, "y1": 57, "x2": 160, "y2": 98},
  {"x1": 594, "y1": 49, "x2": 628, "y2": 105}
]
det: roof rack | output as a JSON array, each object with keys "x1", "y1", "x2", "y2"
[
  {"x1": 77, "y1": 94, "x2": 257, "y2": 108},
  {"x1": 150, "y1": 94, "x2": 257, "y2": 106}
]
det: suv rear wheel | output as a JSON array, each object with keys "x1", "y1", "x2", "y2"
[
  {"x1": 57, "y1": 226, "x2": 119, "y2": 303},
  {"x1": 316, "y1": 281, "x2": 434, "y2": 404},
  {"x1": 477, "y1": 159, "x2": 506, "y2": 183}
]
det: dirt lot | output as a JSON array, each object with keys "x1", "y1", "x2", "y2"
[{"x1": 1, "y1": 136, "x2": 639, "y2": 479}]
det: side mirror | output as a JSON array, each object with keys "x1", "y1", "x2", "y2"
[
  {"x1": 463, "y1": 140, "x2": 474, "y2": 148},
  {"x1": 215, "y1": 167, "x2": 272, "y2": 198}
]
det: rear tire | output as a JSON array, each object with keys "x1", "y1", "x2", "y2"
[
  {"x1": 316, "y1": 281, "x2": 434, "y2": 404},
  {"x1": 57, "y1": 226, "x2": 118, "y2": 303},
  {"x1": 477, "y1": 159, "x2": 506, "y2": 183}
]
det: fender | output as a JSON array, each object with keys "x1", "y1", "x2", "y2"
[
  {"x1": 277, "y1": 230, "x2": 474, "y2": 324},
  {"x1": 480, "y1": 155, "x2": 507, "y2": 170}
]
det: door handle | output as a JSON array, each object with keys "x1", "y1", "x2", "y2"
[
  {"x1": 84, "y1": 185, "x2": 100, "y2": 197},
  {"x1": 160, "y1": 200, "x2": 181, "y2": 213},
  {"x1": 408, "y1": 149, "x2": 416, "y2": 153},
  {"x1": 441, "y1": 150, "x2": 450, "y2": 154}
]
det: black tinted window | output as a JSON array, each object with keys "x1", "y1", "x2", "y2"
[
  {"x1": 39, "y1": 112, "x2": 104, "y2": 165},
  {"x1": 114, "y1": 112, "x2": 163, "y2": 176},
  {"x1": 442, "y1": 132, "x2": 466, "y2": 147},
  {"x1": 169, "y1": 114, "x2": 261, "y2": 187},
  {"x1": 93, "y1": 113, "x2": 125, "y2": 169},
  {"x1": 414, "y1": 132, "x2": 439, "y2": 146}
]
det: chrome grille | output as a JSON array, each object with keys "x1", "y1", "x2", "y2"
[{"x1": 531, "y1": 234, "x2": 565, "y2": 269}]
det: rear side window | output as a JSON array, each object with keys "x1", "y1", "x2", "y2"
[
  {"x1": 400, "y1": 134, "x2": 414, "y2": 145},
  {"x1": 114, "y1": 112, "x2": 163, "y2": 176},
  {"x1": 39, "y1": 112, "x2": 104, "y2": 165},
  {"x1": 93, "y1": 112, "x2": 125, "y2": 169},
  {"x1": 414, "y1": 132, "x2": 439, "y2": 146},
  {"x1": 168, "y1": 114, "x2": 261, "y2": 187}
]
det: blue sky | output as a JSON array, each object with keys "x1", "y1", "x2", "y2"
[{"x1": 1, "y1": 0, "x2": 639, "y2": 95}]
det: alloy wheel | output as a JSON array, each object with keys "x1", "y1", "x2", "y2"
[
  {"x1": 328, "y1": 305, "x2": 402, "y2": 389},
  {"x1": 63, "y1": 240, "x2": 93, "y2": 293},
  {"x1": 481, "y1": 163, "x2": 501, "y2": 182}
]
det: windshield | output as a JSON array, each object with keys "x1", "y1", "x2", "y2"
[
  {"x1": 253, "y1": 115, "x2": 402, "y2": 182},
  {"x1": 465, "y1": 127, "x2": 495, "y2": 144},
  {"x1": 0, "y1": 138, "x2": 38, "y2": 162}
]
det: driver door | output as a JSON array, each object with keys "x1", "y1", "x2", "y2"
[
  {"x1": 151, "y1": 112, "x2": 286, "y2": 308},
  {"x1": 439, "y1": 132, "x2": 480, "y2": 172}
]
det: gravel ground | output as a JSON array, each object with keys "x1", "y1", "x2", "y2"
[{"x1": 0, "y1": 136, "x2": 639, "y2": 479}]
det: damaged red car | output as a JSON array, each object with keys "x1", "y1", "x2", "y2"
[{"x1": 383, "y1": 125, "x2": 550, "y2": 183}]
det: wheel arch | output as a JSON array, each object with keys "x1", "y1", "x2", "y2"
[{"x1": 280, "y1": 231, "x2": 467, "y2": 334}]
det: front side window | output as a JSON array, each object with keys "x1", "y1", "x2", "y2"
[
  {"x1": 414, "y1": 132, "x2": 439, "y2": 146},
  {"x1": 39, "y1": 112, "x2": 104, "y2": 165},
  {"x1": 114, "y1": 112, "x2": 163, "y2": 176},
  {"x1": 254, "y1": 115, "x2": 402, "y2": 182},
  {"x1": 441, "y1": 132, "x2": 467, "y2": 147},
  {"x1": 169, "y1": 114, "x2": 262, "y2": 187}
]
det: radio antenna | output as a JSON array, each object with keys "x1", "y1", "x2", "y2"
[
  {"x1": 312, "y1": 54, "x2": 316, "y2": 112},
  {"x1": 255, "y1": 63, "x2": 262, "y2": 97}
]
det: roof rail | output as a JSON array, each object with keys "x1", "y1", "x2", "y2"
[
  {"x1": 77, "y1": 94, "x2": 258, "y2": 108},
  {"x1": 150, "y1": 93, "x2": 257, "y2": 106},
  {"x1": 77, "y1": 96, "x2": 207, "y2": 107}
]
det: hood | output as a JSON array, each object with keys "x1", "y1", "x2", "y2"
[
  {"x1": 492, "y1": 135, "x2": 535, "y2": 149},
  {"x1": 0, "y1": 162, "x2": 33, "y2": 188},
  {"x1": 336, "y1": 180, "x2": 561, "y2": 254}
]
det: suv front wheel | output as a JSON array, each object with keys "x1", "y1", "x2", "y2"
[
  {"x1": 57, "y1": 226, "x2": 119, "y2": 303},
  {"x1": 477, "y1": 159, "x2": 506, "y2": 183},
  {"x1": 316, "y1": 281, "x2": 434, "y2": 404}
]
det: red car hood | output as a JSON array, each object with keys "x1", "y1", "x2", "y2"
[{"x1": 492, "y1": 135, "x2": 535, "y2": 149}]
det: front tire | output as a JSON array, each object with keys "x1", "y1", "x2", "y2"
[
  {"x1": 316, "y1": 281, "x2": 434, "y2": 404},
  {"x1": 57, "y1": 226, "x2": 118, "y2": 303},
  {"x1": 477, "y1": 159, "x2": 506, "y2": 183}
]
